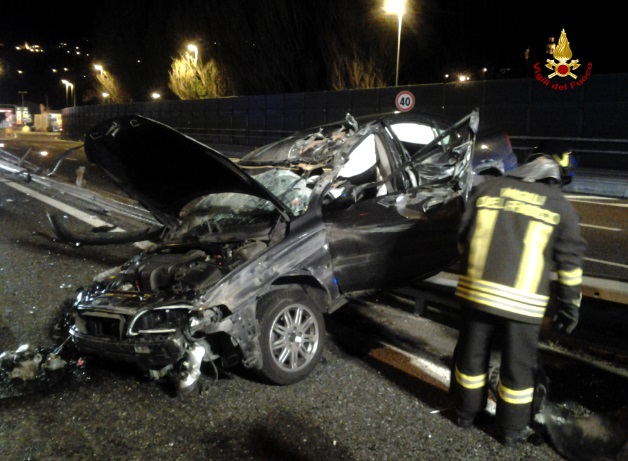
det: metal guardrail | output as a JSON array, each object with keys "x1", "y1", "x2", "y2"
[
  {"x1": 168, "y1": 127, "x2": 628, "y2": 172},
  {"x1": 171, "y1": 129, "x2": 628, "y2": 198}
]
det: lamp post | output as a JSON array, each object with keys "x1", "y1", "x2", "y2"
[
  {"x1": 384, "y1": 0, "x2": 406, "y2": 87},
  {"x1": 187, "y1": 44, "x2": 198, "y2": 64},
  {"x1": 61, "y1": 80, "x2": 70, "y2": 107},
  {"x1": 94, "y1": 64, "x2": 104, "y2": 75},
  {"x1": 18, "y1": 91, "x2": 27, "y2": 107},
  {"x1": 102, "y1": 92, "x2": 109, "y2": 104},
  {"x1": 61, "y1": 80, "x2": 75, "y2": 107}
]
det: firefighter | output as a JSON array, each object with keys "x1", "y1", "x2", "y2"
[{"x1": 450, "y1": 142, "x2": 586, "y2": 447}]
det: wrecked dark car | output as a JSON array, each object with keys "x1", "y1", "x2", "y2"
[{"x1": 42, "y1": 109, "x2": 480, "y2": 393}]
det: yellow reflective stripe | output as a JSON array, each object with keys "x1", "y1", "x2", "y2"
[
  {"x1": 459, "y1": 276, "x2": 548, "y2": 307},
  {"x1": 468, "y1": 209, "x2": 499, "y2": 279},
  {"x1": 456, "y1": 289, "x2": 546, "y2": 318},
  {"x1": 497, "y1": 382, "x2": 534, "y2": 405},
  {"x1": 515, "y1": 220, "x2": 552, "y2": 292},
  {"x1": 455, "y1": 366, "x2": 487, "y2": 390},
  {"x1": 557, "y1": 267, "x2": 583, "y2": 286},
  {"x1": 456, "y1": 276, "x2": 549, "y2": 318}
]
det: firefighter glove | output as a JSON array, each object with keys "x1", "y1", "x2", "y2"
[{"x1": 552, "y1": 303, "x2": 579, "y2": 335}]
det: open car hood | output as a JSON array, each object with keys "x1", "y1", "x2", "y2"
[{"x1": 84, "y1": 115, "x2": 293, "y2": 228}]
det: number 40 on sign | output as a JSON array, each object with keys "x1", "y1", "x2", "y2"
[{"x1": 395, "y1": 91, "x2": 415, "y2": 112}]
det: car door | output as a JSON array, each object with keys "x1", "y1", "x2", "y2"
[{"x1": 324, "y1": 110, "x2": 478, "y2": 294}]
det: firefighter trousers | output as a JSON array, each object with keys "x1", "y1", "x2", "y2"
[{"x1": 452, "y1": 307, "x2": 541, "y2": 432}]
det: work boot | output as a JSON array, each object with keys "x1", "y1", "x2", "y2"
[
  {"x1": 499, "y1": 428, "x2": 530, "y2": 447},
  {"x1": 456, "y1": 410, "x2": 495, "y2": 429},
  {"x1": 455, "y1": 415, "x2": 474, "y2": 429}
]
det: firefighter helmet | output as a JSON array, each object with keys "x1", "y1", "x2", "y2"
[{"x1": 508, "y1": 141, "x2": 576, "y2": 185}]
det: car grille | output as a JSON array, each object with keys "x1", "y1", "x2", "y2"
[{"x1": 78, "y1": 313, "x2": 126, "y2": 339}]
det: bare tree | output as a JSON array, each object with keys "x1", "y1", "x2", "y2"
[
  {"x1": 167, "y1": 0, "x2": 398, "y2": 94},
  {"x1": 330, "y1": 52, "x2": 386, "y2": 90},
  {"x1": 168, "y1": 50, "x2": 232, "y2": 100},
  {"x1": 93, "y1": 0, "x2": 422, "y2": 99},
  {"x1": 94, "y1": 71, "x2": 129, "y2": 103}
]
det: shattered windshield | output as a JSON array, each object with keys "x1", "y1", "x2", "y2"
[{"x1": 171, "y1": 169, "x2": 311, "y2": 239}]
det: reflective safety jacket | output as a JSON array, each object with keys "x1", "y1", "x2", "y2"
[{"x1": 455, "y1": 177, "x2": 586, "y2": 324}]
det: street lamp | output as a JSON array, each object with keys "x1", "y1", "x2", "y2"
[
  {"x1": 61, "y1": 80, "x2": 75, "y2": 107},
  {"x1": 151, "y1": 92, "x2": 161, "y2": 101},
  {"x1": 94, "y1": 64, "x2": 104, "y2": 75},
  {"x1": 384, "y1": 0, "x2": 406, "y2": 86},
  {"x1": 18, "y1": 91, "x2": 27, "y2": 107},
  {"x1": 102, "y1": 92, "x2": 109, "y2": 104},
  {"x1": 187, "y1": 44, "x2": 198, "y2": 64},
  {"x1": 61, "y1": 80, "x2": 70, "y2": 106}
]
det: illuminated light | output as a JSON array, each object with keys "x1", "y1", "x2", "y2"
[
  {"x1": 480, "y1": 144, "x2": 488, "y2": 150},
  {"x1": 39, "y1": 151, "x2": 49, "y2": 157},
  {"x1": 151, "y1": 92, "x2": 161, "y2": 100},
  {"x1": 0, "y1": 143, "x2": 4, "y2": 148},
  {"x1": 384, "y1": 0, "x2": 405, "y2": 15},
  {"x1": 384, "y1": 0, "x2": 406, "y2": 87}
]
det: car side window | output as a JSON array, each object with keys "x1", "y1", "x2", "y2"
[
  {"x1": 338, "y1": 133, "x2": 377, "y2": 182},
  {"x1": 327, "y1": 134, "x2": 387, "y2": 203},
  {"x1": 389, "y1": 121, "x2": 452, "y2": 157},
  {"x1": 390, "y1": 122, "x2": 435, "y2": 145}
]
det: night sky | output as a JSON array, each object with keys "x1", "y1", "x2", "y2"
[{"x1": 1, "y1": 1, "x2": 623, "y2": 108}]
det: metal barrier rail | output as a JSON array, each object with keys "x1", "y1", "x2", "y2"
[{"x1": 166, "y1": 126, "x2": 628, "y2": 170}]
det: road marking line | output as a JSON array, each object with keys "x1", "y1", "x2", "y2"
[
  {"x1": 370, "y1": 343, "x2": 497, "y2": 415},
  {"x1": 5, "y1": 181, "x2": 154, "y2": 250},
  {"x1": 580, "y1": 223, "x2": 622, "y2": 231},
  {"x1": 6, "y1": 181, "x2": 125, "y2": 231},
  {"x1": 565, "y1": 195, "x2": 618, "y2": 201},
  {"x1": 584, "y1": 258, "x2": 628, "y2": 270},
  {"x1": 571, "y1": 199, "x2": 628, "y2": 208}
]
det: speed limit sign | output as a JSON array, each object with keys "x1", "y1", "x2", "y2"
[{"x1": 395, "y1": 91, "x2": 415, "y2": 112}]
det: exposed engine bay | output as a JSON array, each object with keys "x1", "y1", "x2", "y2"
[
  {"x1": 95, "y1": 239, "x2": 268, "y2": 295},
  {"x1": 66, "y1": 238, "x2": 270, "y2": 389}
]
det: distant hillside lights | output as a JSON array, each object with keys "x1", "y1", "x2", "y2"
[
  {"x1": 15, "y1": 42, "x2": 44, "y2": 53},
  {"x1": 14, "y1": 41, "x2": 88, "y2": 56}
]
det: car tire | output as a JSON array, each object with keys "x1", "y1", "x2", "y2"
[{"x1": 256, "y1": 289, "x2": 326, "y2": 385}]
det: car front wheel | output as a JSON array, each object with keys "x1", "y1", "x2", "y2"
[{"x1": 256, "y1": 289, "x2": 326, "y2": 385}]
